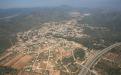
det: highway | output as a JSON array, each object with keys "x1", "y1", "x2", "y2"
[{"x1": 78, "y1": 42, "x2": 121, "y2": 75}]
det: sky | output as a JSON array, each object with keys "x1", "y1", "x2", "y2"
[{"x1": 0, "y1": 0, "x2": 121, "y2": 9}]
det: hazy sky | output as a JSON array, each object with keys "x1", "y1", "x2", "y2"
[{"x1": 0, "y1": 0, "x2": 120, "y2": 9}]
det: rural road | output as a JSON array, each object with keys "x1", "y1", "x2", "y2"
[{"x1": 0, "y1": 13, "x2": 21, "y2": 20}]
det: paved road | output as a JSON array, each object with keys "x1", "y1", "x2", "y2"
[
  {"x1": 78, "y1": 42, "x2": 121, "y2": 75},
  {"x1": 0, "y1": 13, "x2": 21, "y2": 20}
]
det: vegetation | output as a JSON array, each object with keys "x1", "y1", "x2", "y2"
[
  {"x1": 74, "y1": 48, "x2": 85, "y2": 61},
  {"x1": 62, "y1": 56, "x2": 74, "y2": 65},
  {"x1": 81, "y1": 10, "x2": 121, "y2": 43},
  {"x1": 96, "y1": 59, "x2": 121, "y2": 75},
  {"x1": 0, "y1": 66, "x2": 18, "y2": 75}
]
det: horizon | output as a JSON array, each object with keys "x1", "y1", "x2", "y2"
[{"x1": 0, "y1": 0, "x2": 121, "y2": 9}]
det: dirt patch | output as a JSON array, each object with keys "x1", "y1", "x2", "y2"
[
  {"x1": 4, "y1": 54, "x2": 24, "y2": 67},
  {"x1": 11, "y1": 55, "x2": 33, "y2": 69}
]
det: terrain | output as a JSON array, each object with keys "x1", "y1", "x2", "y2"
[{"x1": 0, "y1": 7, "x2": 121, "y2": 75}]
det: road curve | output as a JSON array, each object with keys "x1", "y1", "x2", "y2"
[{"x1": 78, "y1": 42, "x2": 121, "y2": 75}]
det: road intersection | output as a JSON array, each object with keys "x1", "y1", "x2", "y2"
[{"x1": 78, "y1": 42, "x2": 121, "y2": 75}]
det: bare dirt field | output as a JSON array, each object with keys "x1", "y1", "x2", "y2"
[
  {"x1": 11, "y1": 55, "x2": 33, "y2": 69},
  {"x1": 4, "y1": 54, "x2": 24, "y2": 67}
]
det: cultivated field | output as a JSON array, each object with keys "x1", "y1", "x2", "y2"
[{"x1": 11, "y1": 55, "x2": 33, "y2": 69}]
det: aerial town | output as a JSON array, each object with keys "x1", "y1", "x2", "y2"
[
  {"x1": 0, "y1": 18, "x2": 89, "y2": 75},
  {"x1": 0, "y1": 11, "x2": 121, "y2": 75}
]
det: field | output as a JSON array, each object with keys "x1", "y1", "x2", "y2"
[
  {"x1": 0, "y1": 54, "x2": 33, "y2": 70},
  {"x1": 12, "y1": 55, "x2": 33, "y2": 69}
]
